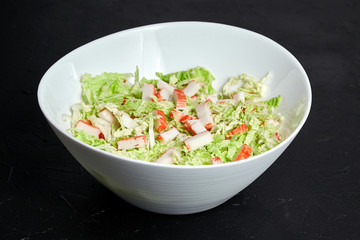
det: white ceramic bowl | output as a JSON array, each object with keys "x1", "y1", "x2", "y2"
[{"x1": 37, "y1": 22, "x2": 311, "y2": 214}]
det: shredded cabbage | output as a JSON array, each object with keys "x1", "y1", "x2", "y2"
[{"x1": 68, "y1": 66, "x2": 286, "y2": 165}]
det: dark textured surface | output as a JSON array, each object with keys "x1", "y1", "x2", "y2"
[{"x1": 2, "y1": 0, "x2": 360, "y2": 239}]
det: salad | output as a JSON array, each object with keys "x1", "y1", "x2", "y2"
[{"x1": 68, "y1": 66, "x2": 284, "y2": 165}]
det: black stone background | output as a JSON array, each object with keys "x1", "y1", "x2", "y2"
[{"x1": 2, "y1": 0, "x2": 360, "y2": 239}]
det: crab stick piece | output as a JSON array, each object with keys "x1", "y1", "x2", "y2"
[
  {"x1": 81, "y1": 119, "x2": 92, "y2": 125},
  {"x1": 153, "y1": 110, "x2": 167, "y2": 132},
  {"x1": 123, "y1": 78, "x2": 133, "y2": 86},
  {"x1": 117, "y1": 135, "x2": 147, "y2": 150},
  {"x1": 124, "y1": 76, "x2": 135, "y2": 85},
  {"x1": 218, "y1": 99, "x2": 232, "y2": 104},
  {"x1": 89, "y1": 117, "x2": 113, "y2": 141},
  {"x1": 206, "y1": 94, "x2": 218, "y2": 103},
  {"x1": 260, "y1": 119, "x2": 280, "y2": 128},
  {"x1": 184, "y1": 131, "x2": 214, "y2": 151},
  {"x1": 275, "y1": 132, "x2": 281, "y2": 141},
  {"x1": 195, "y1": 102, "x2": 214, "y2": 130},
  {"x1": 169, "y1": 109, "x2": 196, "y2": 123},
  {"x1": 157, "y1": 79, "x2": 175, "y2": 95},
  {"x1": 226, "y1": 123, "x2": 248, "y2": 139},
  {"x1": 76, "y1": 120, "x2": 104, "y2": 139},
  {"x1": 211, "y1": 156, "x2": 223, "y2": 165},
  {"x1": 234, "y1": 144, "x2": 252, "y2": 161},
  {"x1": 266, "y1": 119, "x2": 280, "y2": 126},
  {"x1": 155, "y1": 88, "x2": 171, "y2": 102},
  {"x1": 184, "y1": 120, "x2": 207, "y2": 135},
  {"x1": 190, "y1": 95, "x2": 198, "y2": 100},
  {"x1": 173, "y1": 89, "x2": 187, "y2": 109},
  {"x1": 232, "y1": 91, "x2": 245, "y2": 105},
  {"x1": 142, "y1": 83, "x2": 156, "y2": 101},
  {"x1": 183, "y1": 119, "x2": 196, "y2": 132},
  {"x1": 183, "y1": 80, "x2": 201, "y2": 97},
  {"x1": 98, "y1": 108, "x2": 120, "y2": 129},
  {"x1": 157, "y1": 127, "x2": 180, "y2": 143},
  {"x1": 155, "y1": 147, "x2": 178, "y2": 165}
]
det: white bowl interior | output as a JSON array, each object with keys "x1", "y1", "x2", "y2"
[{"x1": 38, "y1": 22, "x2": 311, "y2": 136}]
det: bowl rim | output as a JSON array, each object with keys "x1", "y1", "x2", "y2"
[{"x1": 37, "y1": 21, "x2": 312, "y2": 169}]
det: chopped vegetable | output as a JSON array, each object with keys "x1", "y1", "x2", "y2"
[
  {"x1": 69, "y1": 66, "x2": 285, "y2": 165},
  {"x1": 98, "y1": 108, "x2": 120, "y2": 129},
  {"x1": 120, "y1": 112, "x2": 139, "y2": 129}
]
